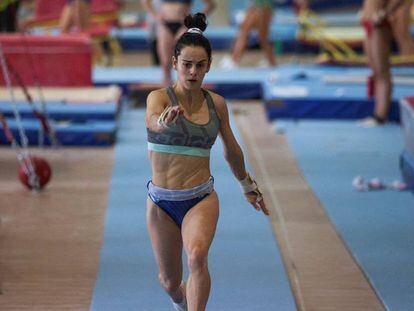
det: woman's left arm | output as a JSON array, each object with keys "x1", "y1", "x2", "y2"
[{"x1": 214, "y1": 94, "x2": 269, "y2": 216}]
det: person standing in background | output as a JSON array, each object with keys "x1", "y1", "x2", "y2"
[
  {"x1": 141, "y1": 0, "x2": 216, "y2": 86},
  {"x1": 360, "y1": 0, "x2": 409, "y2": 125},
  {"x1": 220, "y1": 0, "x2": 276, "y2": 69}
]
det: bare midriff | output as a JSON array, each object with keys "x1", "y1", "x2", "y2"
[{"x1": 149, "y1": 151, "x2": 211, "y2": 189}]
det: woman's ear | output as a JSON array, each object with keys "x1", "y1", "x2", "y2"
[
  {"x1": 206, "y1": 58, "x2": 212, "y2": 73},
  {"x1": 172, "y1": 56, "x2": 177, "y2": 70}
]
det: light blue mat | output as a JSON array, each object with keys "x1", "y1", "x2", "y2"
[
  {"x1": 276, "y1": 120, "x2": 414, "y2": 311},
  {"x1": 90, "y1": 108, "x2": 296, "y2": 310}
]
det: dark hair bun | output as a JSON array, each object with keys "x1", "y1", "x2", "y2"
[{"x1": 184, "y1": 13, "x2": 207, "y2": 32}]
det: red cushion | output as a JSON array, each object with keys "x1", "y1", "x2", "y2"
[{"x1": 0, "y1": 34, "x2": 92, "y2": 87}]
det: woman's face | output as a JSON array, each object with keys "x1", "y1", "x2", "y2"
[{"x1": 173, "y1": 46, "x2": 211, "y2": 90}]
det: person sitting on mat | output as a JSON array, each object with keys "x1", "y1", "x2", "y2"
[
  {"x1": 360, "y1": 0, "x2": 409, "y2": 125},
  {"x1": 145, "y1": 12, "x2": 269, "y2": 311},
  {"x1": 220, "y1": 0, "x2": 276, "y2": 69},
  {"x1": 141, "y1": 0, "x2": 216, "y2": 86},
  {"x1": 59, "y1": 0, "x2": 91, "y2": 33}
]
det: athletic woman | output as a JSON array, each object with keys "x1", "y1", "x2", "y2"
[{"x1": 145, "y1": 13, "x2": 269, "y2": 311}]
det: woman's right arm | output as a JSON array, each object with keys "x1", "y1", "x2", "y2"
[{"x1": 146, "y1": 90, "x2": 182, "y2": 132}]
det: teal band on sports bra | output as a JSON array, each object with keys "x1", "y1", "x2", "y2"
[{"x1": 148, "y1": 142, "x2": 211, "y2": 157}]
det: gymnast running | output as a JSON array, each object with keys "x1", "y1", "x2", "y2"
[
  {"x1": 145, "y1": 13, "x2": 269, "y2": 311},
  {"x1": 360, "y1": 0, "x2": 409, "y2": 125},
  {"x1": 141, "y1": 0, "x2": 216, "y2": 86}
]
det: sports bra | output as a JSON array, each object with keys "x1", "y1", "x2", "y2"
[{"x1": 147, "y1": 87, "x2": 220, "y2": 157}]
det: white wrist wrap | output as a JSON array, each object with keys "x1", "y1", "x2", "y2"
[
  {"x1": 240, "y1": 173, "x2": 259, "y2": 193},
  {"x1": 157, "y1": 106, "x2": 178, "y2": 129},
  {"x1": 240, "y1": 173, "x2": 263, "y2": 203}
]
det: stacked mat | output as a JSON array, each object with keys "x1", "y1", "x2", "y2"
[
  {"x1": 0, "y1": 86, "x2": 122, "y2": 146},
  {"x1": 93, "y1": 66, "x2": 275, "y2": 100},
  {"x1": 263, "y1": 64, "x2": 414, "y2": 121},
  {"x1": 399, "y1": 97, "x2": 414, "y2": 191},
  {"x1": 0, "y1": 34, "x2": 121, "y2": 146},
  {"x1": 0, "y1": 34, "x2": 93, "y2": 87}
]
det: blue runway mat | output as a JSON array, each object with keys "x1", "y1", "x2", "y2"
[
  {"x1": 276, "y1": 120, "x2": 414, "y2": 310},
  {"x1": 264, "y1": 64, "x2": 414, "y2": 121},
  {"x1": 0, "y1": 118, "x2": 117, "y2": 146},
  {"x1": 90, "y1": 108, "x2": 296, "y2": 310}
]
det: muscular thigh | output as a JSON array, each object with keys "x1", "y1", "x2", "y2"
[
  {"x1": 182, "y1": 192, "x2": 219, "y2": 255},
  {"x1": 157, "y1": 24, "x2": 175, "y2": 52},
  {"x1": 241, "y1": 7, "x2": 260, "y2": 32},
  {"x1": 258, "y1": 7, "x2": 273, "y2": 38},
  {"x1": 147, "y1": 198, "x2": 183, "y2": 279}
]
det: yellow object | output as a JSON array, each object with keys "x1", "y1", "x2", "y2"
[{"x1": 298, "y1": 9, "x2": 414, "y2": 66}]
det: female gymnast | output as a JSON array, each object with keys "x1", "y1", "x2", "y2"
[{"x1": 145, "y1": 13, "x2": 269, "y2": 311}]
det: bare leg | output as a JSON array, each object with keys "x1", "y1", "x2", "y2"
[
  {"x1": 59, "y1": 4, "x2": 73, "y2": 33},
  {"x1": 147, "y1": 198, "x2": 186, "y2": 304},
  {"x1": 73, "y1": 0, "x2": 90, "y2": 31},
  {"x1": 257, "y1": 6, "x2": 276, "y2": 66},
  {"x1": 157, "y1": 23, "x2": 176, "y2": 86},
  {"x1": 182, "y1": 192, "x2": 219, "y2": 311},
  {"x1": 389, "y1": 1, "x2": 414, "y2": 55},
  {"x1": 232, "y1": 7, "x2": 259, "y2": 65},
  {"x1": 370, "y1": 25, "x2": 392, "y2": 120}
]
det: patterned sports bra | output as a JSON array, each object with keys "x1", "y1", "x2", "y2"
[{"x1": 147, "y1": 87, "x2": 220, "y2": 157}]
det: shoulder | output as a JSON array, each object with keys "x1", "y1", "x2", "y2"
[
  {"x1": 146, "y1": 88, "x2": 169, "y2": 108},
  {"x1": 147, "y1": 88, "x2": 168, "y2": 102},
  {"x1": 205, "y1": 90, "x2": 227, "y2": 118}
]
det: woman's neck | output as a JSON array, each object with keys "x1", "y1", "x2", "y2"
[{"x1": 173, "y1": 84, "x2": 204, "y2": 112}]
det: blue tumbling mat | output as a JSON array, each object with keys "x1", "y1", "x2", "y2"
[
  {"x1": 0, "y1": 101, "x2": 118, "y2": 122},
  {"x1": 94, "y1": 66, "x2": 276, "y2": 99},
  {"x1": 0, "y1": 118, "x2": 117, "y2": 146},
  {"x1": 264, "y1": 64, "x2": 414, "y2": 121},
  {"x1": 276, "y1": 119, "x2": 414, "y2": 310},
  {"x1": 90, "y1": 108, "x2": 296, "y2": 310},
  {"x1": 111, "y1": 24, "x2": 298, "y2": 51},
  {"x1": 400, "y1": 97, "x2": 414, "y2": 158}
]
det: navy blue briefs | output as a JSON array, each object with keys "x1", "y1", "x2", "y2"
[{"x1": 147, "y1": 177, "x2": 214, "y2": 227}]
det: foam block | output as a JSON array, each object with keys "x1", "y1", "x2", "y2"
[{"x1": 0, "y1": 34, "x2": 92, "y2": 87}]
